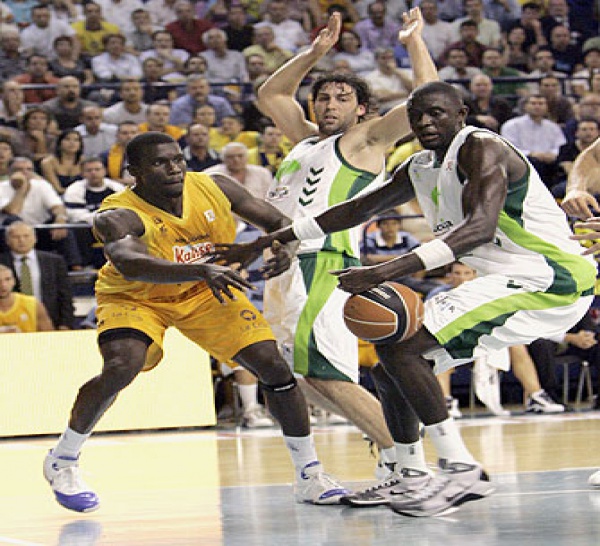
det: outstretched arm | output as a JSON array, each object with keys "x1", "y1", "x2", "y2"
[
  {"x1": 562, "y1": 137, "x2": 600, "y2": 220},
  {"x1": 94, "y1": 207, "x2": 254, "y2": 303},
  {"x1": 256, "y1": 12, "x2": 342, "y2": 144}
]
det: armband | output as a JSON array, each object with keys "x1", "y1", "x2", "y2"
[
  {"x1": 291, "y1": 217, "x2": 325, "y2": 241},
  {"x1": 413, "y1": 239, "x2": 455, "y2": 271}
]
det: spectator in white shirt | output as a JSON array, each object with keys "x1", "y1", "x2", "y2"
[
  {"x1": 258, "y1": 0, "x2": 308, "y2": 53},
  {"x1": 102, "y1": 79, "x2": 148, "y2": 126},
  {"x1": 20, "y1": 4, "x2": 77, "y2": 59},
  {"x1": 201, "y1": 28, "x2": 249, "y2": 86},
  {"x1": 366, "y1": 47, "x2": 413, "y2": 113},
  {"x1": 92, "y1": 33, "x2": 143, "y2": 82},
  {"x1": 95, "y1": 0, "x2": 144, "y2": 34},
  {"x1": 419, "y1": 0, "x2": 454, "y2": 64},
  {"x1": 139, "y1": 30, "x2": 188, "y2": 82},
  {"x1": 501, "y1": 94, "x2": 567, "y2": 187},
  {"x1": 75, "y1": 106, "x2": 118, "y2": 156},
  {"x1": 144, "y1": 0, "x2": 179, "y2": 27},
  {"x1": 451, "y1": 0, "x2": 502, "y2": 48}
]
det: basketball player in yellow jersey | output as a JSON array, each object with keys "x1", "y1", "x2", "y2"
[
  {"x1": 0, "y1": 264, "x2": 53, "y2": 333},
  {"x1": 43, "y1": 132, "x2": 351, "y2": 514}
]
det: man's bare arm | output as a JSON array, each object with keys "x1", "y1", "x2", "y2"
[{"x1": 562, "y1": 137, "x2": 600, "y2": 219}]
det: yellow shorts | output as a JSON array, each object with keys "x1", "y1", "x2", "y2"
[
  {"x1": 96, "y1": 286, "x2": 275, "y2": 371},
  {"x1": 358, "y1": 339, "x2": 379, "y2": 368}
]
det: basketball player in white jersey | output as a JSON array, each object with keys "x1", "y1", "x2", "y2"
[
  {"x1": 217, "y1": 81, "x2": 596, "y2": 515},
  {"x1": 250, "y1": 8, "x2": 440, "y2": 488}
]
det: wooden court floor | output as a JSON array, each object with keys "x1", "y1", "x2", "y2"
[{"x1": 1, "y1": 408, "x2": 599, "y2": 545}]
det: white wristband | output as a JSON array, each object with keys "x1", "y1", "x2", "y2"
[
  {"x1": 291, "y1": 217, "x2": 325, "y2": 241},
  {"x1": 413, "y1": 239, "x2": 455, "y2": 271}
]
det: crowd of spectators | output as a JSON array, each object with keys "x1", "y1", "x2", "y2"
[{"x1": 0, "y1": 0, "x2": 598, "y2": 344}]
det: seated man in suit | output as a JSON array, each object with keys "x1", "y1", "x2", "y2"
[{"x1": 0, "y1": 222, "x2": 74, "y2": 330}]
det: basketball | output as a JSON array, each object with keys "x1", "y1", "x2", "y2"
[{"x1": 343, "y1": 281, "x2": 424, "y2": 345}]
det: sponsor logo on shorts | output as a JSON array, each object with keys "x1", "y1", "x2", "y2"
[{"x1": 240, "y1": 309, "x2": 257, "y2": 321}]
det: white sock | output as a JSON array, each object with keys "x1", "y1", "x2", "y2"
[
  {"x1": 425, "y1": 417, "x2": 476, "y2": 464},
  {"x1": 284, "y1": 434, "x2": 319, "y2": 479},
  {"x1": 237, "y1": 383, "x2": 258, "y2": 413},
  {"x1": 53, "y1": 427, "x2": 91, "y2": 460},
  {"x1": 379, "y1": 446, "x2": 397, "y2": 467},
  {"x1": 395, "y1": 440, "x2": 429, "y2": 472}
]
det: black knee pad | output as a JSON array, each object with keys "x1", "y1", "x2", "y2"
[{"x1": 259, "y1": 376, "x2": 297, "y2": 393}]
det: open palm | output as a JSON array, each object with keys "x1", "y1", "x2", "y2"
[{"x1": 398, "y1": 7, "x2": 423, "y2": 45}]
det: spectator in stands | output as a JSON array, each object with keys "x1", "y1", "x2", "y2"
[
  {"x1": 95, "y1": 0, "x2": 143, "y2": 35},
  {"x1": 366, "y1": 47, "x2": 412, "y2": 113},
  {"x1": 482, "y1": 0, "x2": 520, "y2": 28},
  {"x1": 169, "y1": 74, "x2": 235, "y2": 127},
  {"x1": 126, "y1": 8, "x2": 157, "y2": 54},
  {"x1": 414, "y1": 0, "x2": 461, "y2": 23},
  {"x1": 481, "y1": 47, "x2": 527, "y2": 97},
  {"x1": 526, "y1": 46, "x2": 566, "y2": 94},
  {"x1": 418, "y1": 0, "x2": 453, "y2": 65},
  {"x1": 102, "y1": 79, "x2": 147, "y2": 127},
  {"x1": 182, "y1": 54, "x2": 208, "y2": 77},
  {"x1": 0, "y1": 80, "x2": 25, "y2": 129},
  {"x1": 139, "y1": 30, "x2": 189, "y2": 83},
  {"x1": 242, "y1": 24, "x2": 293, "y2": 75},
  {"x1": 201, "y1": 27, "x2": 249, "y2": 87},
  {"x1": 442, "y1": 19, "x2": 487, "y2": 68},
  {"x1": 552, "y1": 119, "x2": 600, "y2": 197},
  {"x1": 503, "y1": 25, "x2": 534, "y2": 73},
  {"x1": 91, "y1": 34, "x2": 142, "y2": 83},
  {"x1": 139, "y1": 102, "x2": 185, "y2": 141},
  {"x1": 245, "y1": 53, "x2": 269, "y2": 88},
  {"x1": 0, "y1": 29, "x2": 27, "y2": 81},
  {"x1": 537, "y1": 75, "x2": 573, "y2": 126},
  {"x1": 165, "y1": 0, "x2": 213, "y2": 56},
  {"x1": 42, "y1": 76, "x2": 96, "y2": 132},
  {"x1": 71, "y1": 2, "x2": 120, "y2": 59},
  {"x1": 438, "y1": 47, "x2": 482, "y2": 96},
  {"x1": 0, "y1": 137, "x2": 15, "y2": 184},
  {"x1": 99, "y1": 120, "x2": 138, "y2": 185},
  {"x1": 571, "y1": 44, "x2": 600, "y2": 98},
  {"x1": 223, "y1": 4, "x2": 254, "y2": 52},
  {"x1": 49, "y1": 36, "x2": 93, "y2": 86},
  {"x1": 0, "y1": 221, "x2": 73, "y2": 329},
  {"x1": 564, "y1": 93, "x2": 600, "y2": 144},
  {"x1": 528, "y1": 311, "x2": 600, "y2": 409},
  {"x1": 0, "y1": 157, "x2": 81, "y2": 269},
  {"x1": 257, "y1": 0, "x2": 308, "y2": 54},
  {"x1": 502, "y1": 2, "x2": 547, "y2": 53},
  {"x1": 14, "y1": 54, "x2": 59, "y2": 104},
  {"x1": 20, "y1": 4, "x2": 77, "y2": 59},
  {"x1": 501, "y1": 95, "x2": 566, "y2": 188},
  {"x1": 181, "y1": 122, "x2": 220, "y2": 172},
  {"x1": 332, "y1": 30, "x2": 374, "y2": 78},
  {"x1": 588, "y1": 70, "x2": 600, "y2": 97},
  {"x1": 39, "y1": 129, "x2": 83, "y2": 194},
  {"x1": 140, "y1": 58, "x2": 175, "y2": 104},
  {"x1": 17, "y1": 107, "x2": 56, "y2": 164},
  {"x1": 192, "y1": 102, "x2": 217, "y2": 129},
  {"x1": 353, "y1": 0, "x2": 400, "y2": 53},
  {"x1": 203, "y1": 141, "x2": 272, "y2": 201},
  {"x1": 63, "y1": 156, "x2": 124, "y2": 266},
  {"x1": 48, "y1": 0, "x2": 83, "y2": 25},
  {"x1": 465, "y1": 74, "x2": 514, "y2": 132},
  {"x1": 452, "y1": 0, "x2": 501, "y2": 48},
  {"x1": 247, "y1": 122, "x2": 287, "y2": 175},
  {"x1": 3, "y1": 0, "x2": 36, "y2": 28},
  {"x1": 540, "y1": 0, "x2": 589, "y2": 48},
  {"x1": 74, "y1": 105, "x2": 117, "y2": 156},
  {"x1": 209, "y1": 114, "x2": 259, "y2": 152},
  {"x1": 145, "y1": 0, "x2": 178, "y2": 27},
  {"x1": 0, "y1": 263, "x2": 54, "y2": 332},
  {"x1": 548, "y1": 24, "x2": 582, "y2": 75}
]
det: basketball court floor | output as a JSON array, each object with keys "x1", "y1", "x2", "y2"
[{"x1": 1, "y1": 409, "x2": 599, "y2": 545}]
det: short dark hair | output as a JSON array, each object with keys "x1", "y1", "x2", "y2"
[
  {"x1": 311, "y1": 72, "x2": 371, "y2": 110},
  {"x1": 126, "y1": 132, "x2": 176, "y2": 166},
  {"x1": 459, "y1": 19, "x2": 478, "y2": 30},
  {"x1": 408, "y1": 81, "x2": 465, "y2": 110},
  {"x1": 81, "y1": 156, "x2": 105, "y2": 168}
]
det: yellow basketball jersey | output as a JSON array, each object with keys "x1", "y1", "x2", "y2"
[
  {"x1": 95, "y1": 172, "x2": 237, "y2": 301},
  {"x1": 0, "y1": 293, "x2": 37, "y2": 333}
]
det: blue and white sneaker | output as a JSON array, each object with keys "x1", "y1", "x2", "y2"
[
  {"x1": 295, "y1": 461, "x2": 350, "y2": 505},
  {"x1": 43, "y1": 450, "x2": 100, "y2": 513}
]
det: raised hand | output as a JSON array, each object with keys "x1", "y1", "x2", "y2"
[
  {"x1": 198, "y1": 263, "x2": 256, "y2": 304},
  {"x1": 330, "y1": 265, "x2": 385, "y2": 294},
  {"x1": 313, "y1": 11, "x2": 342, "y2": 54},
  {"x1": 398, "y1": 7, "x2": 423, "y2": 45}
]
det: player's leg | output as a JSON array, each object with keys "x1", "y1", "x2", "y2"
[
  {"x1": 44, "y1": 330, "x2": 151, "y2": 513},
  {"x1": 234, "y1": 340, "x2": 350, "y2": 505}
]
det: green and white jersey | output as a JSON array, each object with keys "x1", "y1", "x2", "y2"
[
  {"x1": 409, "y1": 125, "x2": 596, "y2": 295},
  {"x1": 268, "y1": 133, "x2": 385, "y2": 257}
]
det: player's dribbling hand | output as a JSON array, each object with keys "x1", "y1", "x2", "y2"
[
  {"x1": 198, "y1": 264, "x2": 256, "y2": 304},
  {"x1": 398, "y1": 7, "x2": 423, "y2": 45},
  {"x1": 330, "y1": 265, "x2": 385, "y2": 294},
  {"x1": 260, "y1": 240, "x2": 292, "y2": 279}
]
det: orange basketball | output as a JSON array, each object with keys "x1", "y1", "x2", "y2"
[{"x1": 343, "y1": 282, "x2": 424, "y2": 344}]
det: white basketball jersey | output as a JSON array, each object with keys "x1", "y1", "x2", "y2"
[
  {"x1": 409, "y1": 126, "x2": 596, "y2": 294},
  {"x1": 267, "y1": 134, "x2": 385, "y2": 257}
]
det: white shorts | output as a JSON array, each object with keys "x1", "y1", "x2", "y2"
[
  {"x1": 423, "y1": 274, "x2": 593, "y2": 374},
  {"x1": 263, "y1": 253, "x2": 361, "y2": 383}
]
